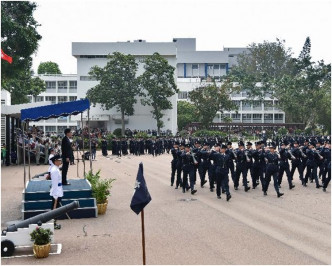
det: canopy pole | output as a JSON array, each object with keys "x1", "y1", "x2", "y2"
[
  {"x1": 141, "y1": 209, "x2": 146, "y2": 265},
  {"x1": 87, "y1": 109, "x2": 92, "y2": 172},
  {"x1": 22, "y1": 122, "x2": 26, "y2": 188},
  {"x1": 81, "y1": 113, "x2": 86, "y2": 177},
  {"x1": 27, "y1": 121, "x2": 31, "y2": 181}
]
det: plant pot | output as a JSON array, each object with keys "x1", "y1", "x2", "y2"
[
  {"x1": 97, "y1": 201, "x2": 108, "y2": 215},
  {"x1": 33, "y1": 243, "x2": 51, "y2": 258}
]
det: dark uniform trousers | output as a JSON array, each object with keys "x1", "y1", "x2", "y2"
[
  {"x1": 182, "y1": 164, "x2": 195, "y2": 192},
  {"x1": 229, "y1": 161, "x2": 236, "y2": 184},
  {"x1": 199, "y1": 161, "x2": 210, "y2": 186},
  {"x1": 62, "y1": 160, "x2": 69, "y2": 185},
  {"x1": 208, "y1": 164, "x2": 216, "y2": 189},
  {"x1": 305, "y1": 161, "x2": 319, "y2": 186},
  {"x1": 322, "y1": 161, "x2": 331, "y2": 189},
  {"x1": 278, "y1": 161, "x2": 292, "y2": 186},
  {"x1": 216, "y1": 167, "x2": 230, "y2": 196},
  {"x1": 235, "y1": 162, "x2": 249, "y2": 188},
  {"x1": 176, "y1": 161, "x2": 184, "y2": 188},
  {"x1": 252, "y1": 162, "x2": 261, "y2": 188},
  {"x1": 290, "y1": 159, "x2": 304, "y2": 182},
  {"x1": 171, "y1": 159, "x2": 177, "y2": 185},
  {"x1": 264, "y1": 164, "x2": 280, "y2": 194}
]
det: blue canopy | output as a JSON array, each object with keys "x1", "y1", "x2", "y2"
[{"x1": 21, "y1": 99, "x2": 90, "y2": 122}]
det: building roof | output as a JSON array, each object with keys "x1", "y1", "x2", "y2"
[
  {"x1": 72, "y1": 42, "x2": 177, "y2": 57},
  {"x1": 177, "y1": 51, "x2": 229, "y2": 64}
]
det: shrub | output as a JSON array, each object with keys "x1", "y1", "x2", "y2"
[
  {"x1": 30, "y1": 227, "x2": 53, "y2": 245},
  {"x1": 113, "y1": 128, "x2": 122, "y2": 137}
]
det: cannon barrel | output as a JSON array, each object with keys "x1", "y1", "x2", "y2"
[{"x1": 6, "y1": 201, "x2": 80, "y2": 232}]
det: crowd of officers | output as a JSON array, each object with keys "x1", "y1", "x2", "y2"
[
  {"x1": 170, "y1": 136, "x2": 331, "y2": 200},
  {"x1": 110, "y1": 138, "x2": 174, "y2": 157}
]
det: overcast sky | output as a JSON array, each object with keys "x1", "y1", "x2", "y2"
[{"x1": 31, "y1": 0, "x2": 332, "y2": 74}]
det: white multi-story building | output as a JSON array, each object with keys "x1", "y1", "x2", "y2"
[
  {"x1": 27, "y1": 74, "x2": 79, "y2": 134},
  {"x1": 72, "y1": 40, "x2": 177, "y2": 133},
  {"x1": 174, "y1": 38, "x2": 285, "y2": 124},
  {"x1": 1, "y1": 90, "x2": 11, "y2": 145},
  {"x1": 26, "y1": 37, "x2": 285, "y2": 135}
]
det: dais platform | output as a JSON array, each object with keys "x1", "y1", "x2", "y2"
[{"x1": 22, "y1": 179, "x2": 97, "y2": 220}]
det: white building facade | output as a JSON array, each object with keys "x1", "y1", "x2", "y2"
[
  {"x1": 174, "y1": 38, "x2": 285, "y2": 125},
  {"x1": 27, "y1": 74, "x2": 79, "y2": 134},
  {"x1": 25, "y1": 37, "x2": 285, "y2": 135},
  {"x1": 72, "y1": 40, "x2": 177, "y2": 134}
]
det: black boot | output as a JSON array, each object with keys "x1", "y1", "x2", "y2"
[{"x1": 277, "y1": 192, "x2": 284, "y2": 198}]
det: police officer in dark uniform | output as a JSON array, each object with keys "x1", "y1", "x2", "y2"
[
  {"x1": 170, "y1": 141, "x2": 180, "y2": 186},
  {"x1": 198, "y1": 142, "x2": 210, "y2": 188},
  {"x1": 226, "y1": 141, "x2": 236, "y2": 186},
  {"x1": 246, "y1": 142, "x2": 254, "y2": 188},
  {"x1": 322, "y1": 140, "x2": 331, "y2": 192},
  {"x1": 305, "y1": 142, "x2": 323, "y2": 188},
  {"x1": 181, "y1": 144, "x2": 197, "y2": 194},
  {"x1": 234, "y1": 141, "x2": 251, "y2": 192},
  {"x1": 263, "y1": 143, "x2": 284, "y2": 197},
  {"x1": 176, "y1": 142, "x2": 185, "y2": 190},
  {"x1": 278, "y1": 142, "x2": 295, "y2": 189},
  {"x1": 101, "y1": 138, "x2": 108, "y2": 156},
  {"x1": 192, "y1": 141, "x2": 201, "y2": 185},
  {"x1": 251, "y1": 141, "x2": 263, "y2": 189},
  {"x1": 290, "y1": 141, "x2": 305, "y2": 185},
  {"x1": 210, "y1": 144, "x2": 232, "y2": 201}
]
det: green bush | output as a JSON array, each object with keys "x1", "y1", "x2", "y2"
[
  {"x1": 134, "y1": 132, "x2": 149, "y2": 139},
  {"x1": 113, "y1": 128, "x2": 122, "y2": 137},
  {"x1": 30, "y1": 227, "x2": 53, "y2": 245},
  {"x1": 193, "y1": 130, "x2": 227, "y2": 137},
  {"x1": 278, "y1": 127, "x2": 288, "y2": 135},
  {"x1": 85, "y1": 170, "x2": 115, "y2": 204}
]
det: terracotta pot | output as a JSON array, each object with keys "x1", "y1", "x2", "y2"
[
  {"x1": 97, "y1": 201, "x2": 108, "y2": 215},
  {"x1": 33, "y1": 243, "x2": 51, "y2": 258}
]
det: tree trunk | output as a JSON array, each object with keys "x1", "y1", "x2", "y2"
[{"x1": 121, "y1": 110, "x2": 125, "y2": 137}]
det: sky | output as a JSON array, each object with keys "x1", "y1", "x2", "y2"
[{"x1": 31, "y1": 0, "x2": 332, "y2": 74}]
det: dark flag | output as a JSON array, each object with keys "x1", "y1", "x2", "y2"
[{"x1": 130, "y1": 163, "x2": 152, "y2": 215}]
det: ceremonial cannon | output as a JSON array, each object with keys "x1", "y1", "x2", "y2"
[{"x1": 1, "y1": 200, "x2": 79, "y2": 257}]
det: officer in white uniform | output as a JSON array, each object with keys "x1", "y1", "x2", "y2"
[{"x1": 49, "y1": 154, "x2": 63, "y2": 229}]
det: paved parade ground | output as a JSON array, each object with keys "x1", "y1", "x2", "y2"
[{"x1": 1, "y1": 151, "x2": 331, "y2": 265}]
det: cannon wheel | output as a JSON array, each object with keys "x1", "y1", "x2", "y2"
[{"x1": 1, "y1": 240, "x2": 15, "y2": 257}]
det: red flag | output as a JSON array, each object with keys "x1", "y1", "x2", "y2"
[{"x1": 1, "y1": 49, "x2": 13, "y2": 64}]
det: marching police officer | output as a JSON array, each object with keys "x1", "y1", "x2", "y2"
[
  {"x1": 234, "y1": 141, "x2": 251, "y2": 192},
  {"x1": 278, "y1": 142, "x2": 295, "y2": 189},
  {"x1": 263, "y1": 143, "x2": 284, "y2": 197},
  {"x1": 181, "y1": 144, "x2": 198, "y2": 194}
]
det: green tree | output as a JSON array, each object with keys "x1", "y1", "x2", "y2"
[
  {"x1": 273, "y1": 37, "x2": 331, "y2": 130},
  {"x1": 230, "y1": 37, "x2": 331, "y2": 132},
  {"x1": 189, "y1": 80, "x2": 237, "y2": 129},
  {"x1": 1, "y1": 1, "x2": 43, "y2": 104},
  {"x1": 229, "y1": 39, "x2": 294, "y2": 100},
  {"x1": 177, "y1": 101, "x2": 198, "y2": 130},
  {"x1": 87, "y1": 52, "x2": 140, "y2": 136},
  {"x1": 139, "y1": 52, "x2": 178, "y2": 135},
  {"x1": 38, "y1": 61, "x2": 62, "y2": 74}
]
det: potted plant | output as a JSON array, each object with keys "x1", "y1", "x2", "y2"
[
  {"x1": 86, "y1": 170, "x2": 115, "y2": 215},
  {"x1": 30, "y1": 227, "x2": 53, "y2": 258}
]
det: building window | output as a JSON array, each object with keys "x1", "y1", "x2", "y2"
[
  {"x1": 69, "y1": 96, "x2": 77, "y2": 102},
  {"x1": 58, "y1": 96, "x2": 67, "y2": 103},
  {"x1": 220, "y1": 64, "x2": 226, "y2": 69},
  {"x1": 58, "y1": 116, "x2": 68, "y2": 122},
  {"x1": 207, "y1": 65, "x2": 213, "y2": 69},
  {"x1": 46, "y1": 81, "x2": 56, "y2": 89},
  {"x1": 35, "y1": 96, "x2": 44, "y2": 102},
  {"x1": 45, "y1": 96, "x2": 56, "y2": 104},
  {"x1": 178, "y1": 91, "x2": 188, "y2": 99},
  {"x1": 253, "y1": 101, "x2": 262, "y2": 109},
  {"x1": 274, "y1": 114, "x2": 283, "y2": 120},
  {"x1": 69, "y1": 81, "x2": 77, "y2": 92},
  {"x1": 253, "y1": 114, "x2": 262, "y2": 120},
  {"x1": 27, "y1": 96, "x2": 33, "y2": 103},
  {"x1": 45, "y1": 126, "x2": 56, "y2": 133},
  {"x1": 213, "y1": 64, "x2": 220, "y2": 70},
  {"x1": 58, "y1": 81, "x2": 67, "y2": 89},
  {"x1": 242, "y1": 114, "x2": 252, "y2": 120},
  {"x1": 231, "y1": 113, "x2": 240, "y2": 119},
  {"x1": 58, "y1": 126, "x2": 67, "y2": 134},
  {"x1": 264, "y1": 114, "x2": 273, "y2": 120},
  {"x1": 192, "y1": 64, "x2": 198, "y2": 70},
  {"x1": 80, "y1": 76, "x2": 97, "y2": 81}
]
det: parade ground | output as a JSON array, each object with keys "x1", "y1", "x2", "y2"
[{"x1": 1, "y1": 151, "x2": 331, "y2": 265}]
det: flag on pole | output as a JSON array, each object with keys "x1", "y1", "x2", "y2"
[
  {"x1": 130, "y1": 163, "x2": 151, "y2": 215},
  {"x1": 1, "y1": 49, "x2": 13, "y2": 64}
]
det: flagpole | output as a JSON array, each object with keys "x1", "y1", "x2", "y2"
[{"x1": 141, "y1": 209, "x2": 146, "y2": 265}]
